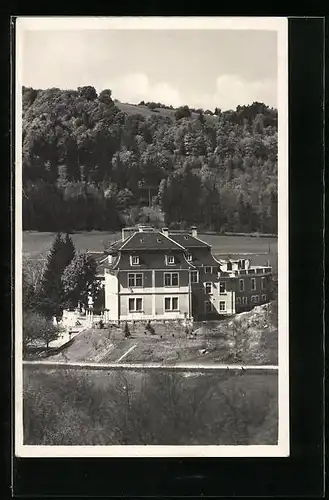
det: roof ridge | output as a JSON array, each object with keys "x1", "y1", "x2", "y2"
[
  {"x1": 118, "y1": 232, "x2": 138, "y2": 250},
  {"x1": 189, "y1": 235, "x2": 211, "y2": 247}
]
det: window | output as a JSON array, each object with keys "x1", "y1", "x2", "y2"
[
  {"x1": 130, "y1": 255, "x2": 140, "y2": 265},
  {"x1": 262, "y1": 294, "x2": 267, "y2": 302},
  {"x1": 251, "y1": 278, "x2": 256, "y2": 291},
  {"x1": 227, "y1": 262, "x2": 232, "y2": 271},
  {"x1": 187, "y1": 253, "x2": 193, "y2": 262},
  {"x1": 128, "y1": 297, "x2": 143, "y2": 312},
  {"x1": 239, "y1": 279, "x2": 245, "y2": 292},
  {"x1": 239, "y1": 259, "x2": 245, "y2": 269},
  {"x1": 204, "y1": 282, "x2": 212, "y2": 294},
  {"x1": 261, "y1": 277, "x2": 267, "y2": 290},
  {"x1": 205, "y1": 266, "x2": 212, "y2": 274},
  {"x1": 204, "y1": 301, "x2": 213, "y2": 313},
  {"x1": 166, "y1": 255, "x2": 175, "y2": 265},
  {"x1": 164, "y1": 272, "x2": 179, "y2": 287},
  {"x1": 219, "y1": 301, "x2": 226, "y2": 312},
  {"x1": 219, "y1": 281, "x2": 226, "y2": 294},
  {"x1": 236, "y1": 297, "x2": 241, "y2": 304},
  {"x1": 128, "y1": 273, "x2": 143, "y2": 287},
  {"x1": 164, "y1": 297, "x2": 179, "y2": 311},
  {"x1": 190, "y1": 270, "x2": 199, "y2": 283},
  {"x1": 242, "y1": 297, "x2": 248, "y2": 304},
  {"x1": 251, "y1": 295, "x2": 259, "y2": 304}
]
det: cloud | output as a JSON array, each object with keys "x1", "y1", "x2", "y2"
[
  {"x1": 211, "y1": 74, "x2": 276, "y2": 110},
  {"x1": 109, "y1": 73, "x2": 183, "y2": 107},
  {"x1": 108, "y1": 72, "x2": 276, "y2": 111}
]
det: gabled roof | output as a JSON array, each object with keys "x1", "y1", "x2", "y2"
[
  {"x1": 115, "y1": 231, "x2": 184, "y2": 252},
  {"x1": 169, "y1": 233, "x2": 210, "y2": 249},
  {"x1": 106, "y1": 239, "x2": 124, "y2": 253}
]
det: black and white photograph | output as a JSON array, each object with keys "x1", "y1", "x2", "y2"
[{"x1": 15, "y1": 17, "x2": 289, "y2": 457}]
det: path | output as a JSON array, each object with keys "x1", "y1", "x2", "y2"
[
  {"x1": 115, "y1": 344, "x2": 137, "y2": 363},
  {"x1": 23, "y1": 360, "x2": 278, "y2": 372}
]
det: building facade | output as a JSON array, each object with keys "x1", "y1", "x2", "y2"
[{"x1": 91, "y1": 226, "x2": 272, "y2": 323}]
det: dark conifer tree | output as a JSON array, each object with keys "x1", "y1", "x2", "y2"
[
  {"x1": 39, "y1": 233, "x2": 65, "y2": 318},
  {"x1": 62, "y1": 233, "x2": 76, "y2": 269}
]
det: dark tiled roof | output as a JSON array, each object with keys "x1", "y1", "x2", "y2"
[
  {"x1": 191, "y1": 254, "x2": 221, "y2": 267},
  {"x1": 169, "y1": 233, "x2": 210, "y2": 248},
  {"x1": 118, "y1": 231, "x2": 184, "y2": 251},
  {"x1": 115, "y1": 251, "x2": 193, "y2": 270}
]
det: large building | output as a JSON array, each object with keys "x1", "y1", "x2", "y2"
[{"x1": 91, "y1": 226, "x2": 272, "y2": 323}]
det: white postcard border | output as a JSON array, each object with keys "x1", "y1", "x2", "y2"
[{"x1": 14, "y1": 16, "x2": 289, "y2": 458}]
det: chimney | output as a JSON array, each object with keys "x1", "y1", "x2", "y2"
[
  {"x1": 191, "y1": 226, "x2": 197, "y2": 238},
  {"x1": 122, "y1": 228, "x2": 134, "y2": 241},
  {"x1": 162, "y1": 227, "x2": 169, "y2": 237}
]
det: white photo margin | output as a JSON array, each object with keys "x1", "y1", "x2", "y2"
[{"x1": 14, "y1": 16, "x2": 289, "y2": 458}]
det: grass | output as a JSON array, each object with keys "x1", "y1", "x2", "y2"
[
  {"x1": 23, "y1": 366, "x2": 278, "y2": 445},
  {"x1": 28, "y1": 303, "x2": 277, "y2": 366},
  {"x1": 115, "y1": 101, "x2": 218, "y2": 124},
  {"x1": 23, "y1": 231, "x2": 278, "y2": 270}
]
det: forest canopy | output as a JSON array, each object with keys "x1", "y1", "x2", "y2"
[{"x1": 22, "y1": 85, "x2": 278, "y2": 234}]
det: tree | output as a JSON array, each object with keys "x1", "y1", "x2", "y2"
[
  {"x1": 62, "y1": 233, "x2": 76, "y2": 268},
  {"x1": 78, "y1": 86, "x2": 97, "y2": 101},
  {"x1": 225, "y1": 319, "x2": 250, "y2": 363},
  {"x1": 39, "y1": 233, "x2": 66, "y2": 318},
  {"x1": 23, "y1": 257, "x2": 45, "y2": 310},
  {"x1": 62, "y1": 252, "x2": 97, "y2": 310},
  {"x1": 175, "y1": 105, "x2": 191, "y2": 121},
  {"x1": 22, "y1": 86, "x2": 278, "y2": 235},
  {"x1": 98, "y1": 89, "x2": 113, "y2": 106},
  {"x1": 23, "y1": 310, "x2": 59, "y2": 351}
]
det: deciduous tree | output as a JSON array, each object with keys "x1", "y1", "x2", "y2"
[{"x1": 62, "y1": 253, "x2": 97, "y2": 310}]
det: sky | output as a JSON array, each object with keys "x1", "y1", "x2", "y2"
[{"x1": 21, "y1": 28, "x2": 278, "y2": 111}]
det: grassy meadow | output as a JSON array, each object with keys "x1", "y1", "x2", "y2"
[
  {"x1": 23, "y1": 231, "x2": 278, "y2": 270},
  {"x1": 115, "y1": 101, "x2": 218, "y2": 122}
]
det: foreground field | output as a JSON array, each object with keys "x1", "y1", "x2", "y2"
[
  {"x1": 23, "y1": 366, "x2": 278, "y2": 445},
  {"x1": 23, "y1": 231, "x2": 278, "y2": 270}
]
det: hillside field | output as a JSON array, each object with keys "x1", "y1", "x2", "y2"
[
  {"x1": 33, "y1": 303, "x2": 277, "y2": 366},
  {"x1": 115, "y1": 101, "x2": 217, "y2": 122},
  {"x1": 23, "y1": 231, "x2": 278, "y2": 270}
]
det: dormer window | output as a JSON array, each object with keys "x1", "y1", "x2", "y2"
[
  {"x1": 166, "y1": 255, "x2": 175, "y2": 265},
  {"x1": 205, "y1": 266, "x2": 212, "y2": 274},
  {"x1": 227, "y1": 262, "x2": 232, "y2": 271},
  {"x1": 130, "y1": 255, "x2": 140, "y2": 265},
  {"x1": 187, "y1": 253, "x2": 193, "y2": 262}
]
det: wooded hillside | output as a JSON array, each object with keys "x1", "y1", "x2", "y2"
[{"x1": 22, "y1": 85, "x2": 278, "y2": 233}]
